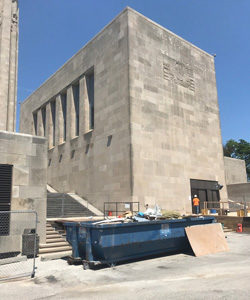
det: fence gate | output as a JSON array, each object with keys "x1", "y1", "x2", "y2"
[{"x1": 0, "y1": 210, "x2": 38, "y2": 281}]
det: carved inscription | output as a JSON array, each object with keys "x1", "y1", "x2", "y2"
[{"x1": 163, "y1": 59, "x2": 195, "y2": 92}]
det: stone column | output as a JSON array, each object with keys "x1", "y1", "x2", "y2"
[
  {"x1": 67, "y1": 86, "x2": 75, "y2": 139},
  {"x1": 66, "y1": 86, "x2": 75, "y2": 141},
  {"x1": 0, "y1": 0, "x2": 19, "y2": 131},
  {"x1": 56, "y1": 94, "x2": 63, "y2": 145},
  {"x1": 37, "y1": 109, "x2": 44, "y2": 137},
  {"x1": 82, "y1": 76, "x2": 90, "y2": 133},
  {"x1": 46, "y1": 103, "x2": 53, "y2": 148},
  {"x1": 79, "y1": 76, "x2": 85, "y2": 135}
]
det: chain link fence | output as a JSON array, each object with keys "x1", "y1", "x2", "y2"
[{"x1": 0, "y1": 210, "x2": 38, "y2": 281}]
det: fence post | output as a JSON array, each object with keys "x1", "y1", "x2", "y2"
[{"x1": 31, "y1": 211, "x2": 38, "y2": 278}]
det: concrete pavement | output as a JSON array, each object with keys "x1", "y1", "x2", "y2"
[{"x1": 1, "y1": 232, "x2": 250, "y2": 299}]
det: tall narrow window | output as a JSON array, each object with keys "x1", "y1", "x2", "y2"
[
  {"x1": 33, "y1": 112, "x2": 38, "y2": 135},
  {"x1": 73, "y1": 83, "x2": 79, "y2": 136},
  {"x1": 61, "y1": 93, "x2": 67, "y2": 141},
  {"x1": 86, "y1": 71, "x2": 94, "y2": 129},
  {"x1": 50, "y1": 100, "x2": 56, "y2": 146},
  {"x1": 41, "y1": 106, "x2": 46, "y2": 136}
]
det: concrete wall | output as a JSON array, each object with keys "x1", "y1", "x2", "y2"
[
  {"x1": 128, "y1": 9, "x2": 227, "y2": 213},
  {"x1": 227, "y1": 183, "x2": 250, "y2": 203},
  {"x1": 0, "y1": 0, "x2": 18, "y2": 131},
  {"x1": 0, "y1": 131, "x2": 47, "y2": 251},
  {"x1": 224, "y1": 157, "x2": 247, "y2": 185},
  {"x1": 20, "y1": 9, "x2": 132, "y2": 211}
]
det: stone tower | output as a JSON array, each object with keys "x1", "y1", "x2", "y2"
[{"x1": 0, "y1": 0, "x2": 18, "y2": 131}]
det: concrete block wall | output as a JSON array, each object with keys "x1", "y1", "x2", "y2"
[
  {"x1": 224, "y1": 157, "x2": 247, "y2": 185},
  {"x1": 227, "y1": 183, "x2": 250, "y2": 203},
  {"x1": 0, "y1": 131, "x2": 47, "y2": 248},
  {"x1": 128, "y1": 9, "x2": 228, "y2": 213}
]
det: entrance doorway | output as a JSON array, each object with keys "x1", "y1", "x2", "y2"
[
  {"x1": 0, "y1": 164, "x2": 13, "y2": 235},
  {"x1": 190, "y1": 179, "x2": 221, "y2": 213}
]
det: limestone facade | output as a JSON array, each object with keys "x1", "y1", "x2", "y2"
[
  {"x1": 0, "y1": 130, "x2": 47, "y2": 244},
  {"x1": 0, "y1": 0, "x2": 18, "y2": 131},
  {"x1": 20, "y1": 8, "x2": 228, "y2": 213}
]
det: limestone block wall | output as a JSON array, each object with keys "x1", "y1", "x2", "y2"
[
  {"x1": 224, "y1": 157, "x2": 247, "y2": 185},
  {"x1": 0, "y1": 131, "x2": 47, "y2": 247},
  {"x1": 0, "y1": 0, "x2": 19, "y2": 131},
  {"x1": 20, "y1": 7, "x2": 228, "y2": 214},
  {"x1": 20, "y1": 9, "x2": 132, "y2": 211},
  {"x1": 128, "y1": 9, "x2": 228, "y2": 213}
]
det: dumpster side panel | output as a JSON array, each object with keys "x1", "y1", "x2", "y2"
[{"x1": 65, "y1": 217, "x2": 215, "y2": 264}]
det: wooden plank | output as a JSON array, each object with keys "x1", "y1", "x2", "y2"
[{"x1": 185, "y1": 223, "x2": 229, "y2": 257}]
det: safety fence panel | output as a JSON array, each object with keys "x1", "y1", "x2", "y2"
[
  {"x1": 104, "y1": 202, "x2": 140, "y2": 217},
  {"x1": 0, "y1": 210, "x2": 38, "y2": 281}
]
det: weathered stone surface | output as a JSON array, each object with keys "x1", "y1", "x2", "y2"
[
  {"x1": 0, "y1": 130, "x2": 47, "y2": 243},
  {"x1": 224, "y1": 157, "x2": 247, "y2": 185},
  {"x1": 20, "y1": 7, "x2": 228, "y2": 213},
  {"x1": 227, "y1": 183, "x2": 250, "y2": 203},
  {"x1": 0, "y1": 0, "x2": 19, "y2": 131}
]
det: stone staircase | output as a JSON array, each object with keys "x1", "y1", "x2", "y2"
[
  {"x1": 47, "y1": 192, "x2": 94, "y2": 218},
  {"x1": 39, "y1": 221, "x2": 72, "y2": 261},
  {"x1": 41, "y1": 188, "x2": 102, "y2": 260}
]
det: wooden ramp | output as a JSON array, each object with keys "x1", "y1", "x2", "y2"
[{"x1": 185, "y1": 223, "x2": 229, "y2": 257}]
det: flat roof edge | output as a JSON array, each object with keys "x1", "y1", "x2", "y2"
[
  {"x1": 21, "y1": 7, "x2": 130, "y2": 105},
  {"x1": 126, "y1": 7, "x2": 214, "y2": 59}
]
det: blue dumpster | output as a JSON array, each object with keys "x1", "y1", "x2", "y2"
[{"x1": 65, "y1": 216, "x2": 214, "y2": 268}]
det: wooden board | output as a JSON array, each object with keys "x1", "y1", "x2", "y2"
[{"x1": 185, "y1": 223, "x2": 229, "y2": 257}]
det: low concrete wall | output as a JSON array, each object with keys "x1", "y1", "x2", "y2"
[
  {"x1": 227, "y1": 183, "x2": 250, "y2": 203},
  {"x1": 224, "y1": 157, "x2": 247, "y2": 185},
  {"x1": 0, "y1": 131, "x2": 47, "y2": 248}
]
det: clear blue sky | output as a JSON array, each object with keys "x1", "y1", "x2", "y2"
[{"x1": 17, "y1": 0, "x2": 250, "y2": 143}]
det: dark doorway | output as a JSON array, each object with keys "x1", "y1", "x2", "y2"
[
  {"x1": 0, "y1": 164, "x2": 13, "y2": 235},
  {"x1": 190, "y1": 179, "x2": 221, "y2": 213}
]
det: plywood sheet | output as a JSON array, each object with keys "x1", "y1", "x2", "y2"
[{"x1": 185, "y1": 223, "x2": 229, "y2": 257}]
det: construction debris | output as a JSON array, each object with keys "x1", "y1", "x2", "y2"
[{"x1": 160, "y1": 210, "x2": 181, "y2": 219}]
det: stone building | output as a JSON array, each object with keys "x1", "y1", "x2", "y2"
[
  {"x1": 20, "y1": 7, "x2": 228, "y2": 213},
  {"x1": 0, "y1": 0, "x2": 47, "y2": 247}
]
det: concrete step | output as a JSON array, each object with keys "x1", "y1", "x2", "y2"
[
  {"x1": 40, "y1": 241, "x2": 69, "y2": 248},
  {"x1": 46, "y1": 234, "x2": 63, "y2": 240},
  {"x1": 40, "y1": 250, "x2": 72, "y2": 261},
  {"x1": 46, "y1": 231, "x2": 61, "y2": 236},
  {"x1": 39, "y1": 245, "x2": 72, "y2": 254},
  {"x1": 46, "y1": 237, "x2": 66, "y2": 243}
]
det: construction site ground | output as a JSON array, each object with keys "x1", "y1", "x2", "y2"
[{"x1": 1, "y1": 232, "x2": 250, "y2": 300}]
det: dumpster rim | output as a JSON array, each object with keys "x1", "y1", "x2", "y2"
[{"x1": 64, "y1": 216, "x2": 215, "y2": 228}]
